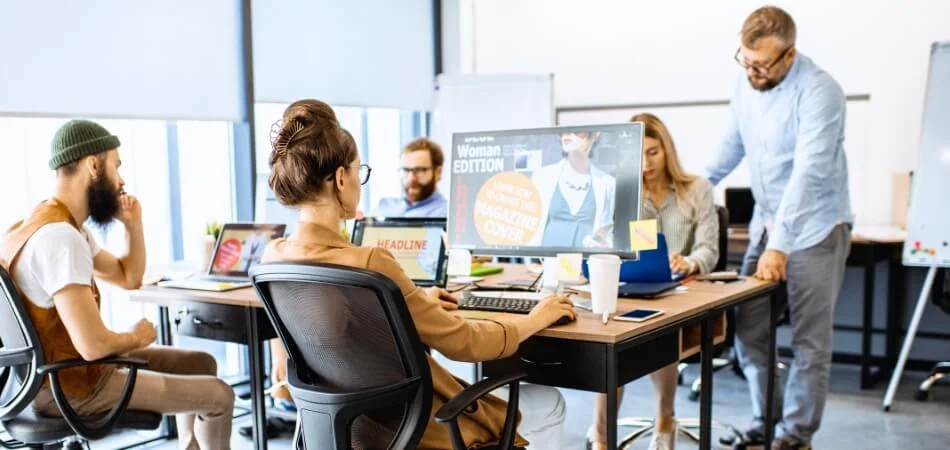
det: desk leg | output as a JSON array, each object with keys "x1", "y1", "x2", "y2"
[
  {"x1": 861, "y1": 261, "x2": 876, "y2": 390},
  {"x1": 157, "y1": 306, "x2": 178, "y2": 439},
  {"x1": 765, "y1": 293, "x2": 778, "y2": 448},
  {"x1": 699, "y1": 317, "x2": 713, "y2": 450},
  {"x1": 885, "y1": 256, "x2": 905, "y2": 375},
  {"x1": 246, "y1": 308, "x2": 268, "y2": 450},
  {"x1": 606, "y1": 344, "x2": 618, "y2": 450}
]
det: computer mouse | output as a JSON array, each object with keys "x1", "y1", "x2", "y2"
[{"x1": 553, "y1": 314, "x2": 575, "y2": 326}]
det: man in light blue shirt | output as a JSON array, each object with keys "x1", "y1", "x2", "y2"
[
  {"x1": 707, "y1": 7, "x2": 853, "y2": 450},
  {"x1": 373, "y1": 137, "x2": 448, "y2": 218}
]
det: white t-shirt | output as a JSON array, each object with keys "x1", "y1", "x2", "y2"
[{"x1": 12, "y1": 223, "x2": 102, "y2": 309}]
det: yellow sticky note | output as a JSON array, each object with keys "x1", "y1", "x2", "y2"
[
  {"x1": 557, "y1": 253, "x2": 584, "y2": 281},
  {"x1": 629, "y1": 219, "x2": 658, "y2": 251}
]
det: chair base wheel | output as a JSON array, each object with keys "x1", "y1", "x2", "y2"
[
  {"x1": 915, "y1": 389, "x2": 930, "y2": 401},
  {"x1": 688, "y1": 389, "x2": 700, "y2": 401}
]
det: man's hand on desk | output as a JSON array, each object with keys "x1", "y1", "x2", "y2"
[
  {"x1": 754, "y1": 249, "x2": 788, "y2": 281},
  {"x1": 426, "y1": 287, "x2": 459, "y2": 311}
]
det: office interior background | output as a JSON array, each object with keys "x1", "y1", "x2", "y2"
[{"x1": 1, "y1": 0, "x2": 949, "y2": 449}]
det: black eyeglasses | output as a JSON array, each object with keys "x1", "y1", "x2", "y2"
[
  {"x1": 399, "y1": 166, "x2": 434, "y2": 176},
  {"x1": 356, "y1": 164, "x2": 372, "y2": 185},
  {"x1": 734, "y1": 46, "x2": 792, "y2": 74}
]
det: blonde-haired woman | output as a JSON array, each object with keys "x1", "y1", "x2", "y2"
[{"x1": 588, "y1": 113, "x2": 719, "y2": 450}]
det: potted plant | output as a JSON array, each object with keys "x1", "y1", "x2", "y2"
[{"x1": 201, "y1": 221, "x2": 222, "y2": 269}]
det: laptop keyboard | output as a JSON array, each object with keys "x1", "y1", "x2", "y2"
[
  {"x1": 458, "y1": 291, "x2": 544, "y2": 314},
  {"x1": 204, "y1": 276, "x2": 243, "y2": 283}
]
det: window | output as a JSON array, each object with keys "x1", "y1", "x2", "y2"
[
  {"x1": 253, "y1": 103, "x2": 427, "y2": 217},
  {"x1": 175, "y1": 121, "x2": 234, "y2": 262}
]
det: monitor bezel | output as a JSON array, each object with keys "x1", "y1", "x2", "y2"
[{"x1": 447, "y1": 122, "x2": 644, "y2": 259}]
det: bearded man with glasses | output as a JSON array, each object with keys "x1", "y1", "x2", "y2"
[
  {"x1": 707, "y1": 6, "x2": 854, "y2": 450},
  {"x1": 373, "y1": 137, "x2": 448, "y2": 218}
]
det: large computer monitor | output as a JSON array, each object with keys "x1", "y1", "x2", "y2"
[{"x1": 447, "y1": 123, "x2": 644, "y2": 258}]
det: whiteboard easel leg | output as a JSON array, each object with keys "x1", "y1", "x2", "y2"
[{"x1": 883, "y1": 266, "x2": 938, "y2": 411}]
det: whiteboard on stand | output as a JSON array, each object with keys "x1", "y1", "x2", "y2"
[{"x1": 903, "y1": 41, "x2": 950, "y2": 268}]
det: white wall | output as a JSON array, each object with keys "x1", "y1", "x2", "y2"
[{"x1": 462, "y1": 0, "x2": 950, "y2": 225}]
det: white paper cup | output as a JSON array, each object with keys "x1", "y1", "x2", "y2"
[{"x1": 588, "y1": 254, "x2": 621, "y2": 314}]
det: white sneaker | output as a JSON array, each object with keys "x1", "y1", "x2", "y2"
[{"x1": 648, "y1": 419, "x2": 677, "y2": 450}]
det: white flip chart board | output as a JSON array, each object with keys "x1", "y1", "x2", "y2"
[{"x1": 903, "y1": 41, "x2": 950, "y2": 268}]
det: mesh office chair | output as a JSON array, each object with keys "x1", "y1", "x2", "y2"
[
  {"x1": 616, "y1": 205, "x2": 743, "y2": 448},
  {"x1": 250, "y1": 262, "x2": 526, "y2": 450},
  {"x1": 916, "y1": 269, "x2": 950, "y2": 402},
  {"x1": 0, "y1": 265, "x2": 161, "y2": 450}
]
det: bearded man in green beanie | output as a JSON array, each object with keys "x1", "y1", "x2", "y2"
[{"x1": 1, "y1": 120, "x2": 235, "y2": 449}]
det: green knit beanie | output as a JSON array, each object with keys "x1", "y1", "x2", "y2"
[{"x1": 49, "y1": 120, "x2": 121, "y2": 170}]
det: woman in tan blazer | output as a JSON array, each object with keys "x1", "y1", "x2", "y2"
[{"x1": 261, "y1": 99, "x2": 575, "y2": 449}]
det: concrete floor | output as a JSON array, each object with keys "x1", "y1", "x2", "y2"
[{"x1": 91, "y1": 362, "x2": 950, "y2": 450}]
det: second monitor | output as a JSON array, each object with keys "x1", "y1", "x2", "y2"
[{"x1": 448, "y1": 123, "x2": 644, "y2": 258}]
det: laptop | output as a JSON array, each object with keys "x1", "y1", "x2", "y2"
[
  {"x1": 582, "y1": 233, "x2": 683, "y2": 298},
  {"x1": 158, "y1": 223, "x2": 287, "y2": 292},
  {"x1": 351, "y1": 217, "x2": 447, "y2": 287}
]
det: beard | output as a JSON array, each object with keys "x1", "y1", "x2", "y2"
[
  {"x1": 748, "y1": 71, "x2": 788, "y2": 91},
  {"x1": 405, "y1": 180, "x2": 437, "y2": 203},
  {"x1": 87, "y1": 173, "x2": 122, "y2": 228}
]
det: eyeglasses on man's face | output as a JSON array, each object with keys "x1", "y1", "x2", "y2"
[
  {"x1": 734, "y1": 46, "x2": 792, "y2": 74},
  {"x1": 399, "y1": 166, "x2": 434, "y2": 177}
]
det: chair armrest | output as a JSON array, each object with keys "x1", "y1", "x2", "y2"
[
  {"x1": 37, "y1": 356, "x2": 147, "y2": 376},
  {"x1": 0, "y1": 346, "x2": 33, "y2": 367},
  {"x1": 41, "y1": 356, "x2": 148, "y2": 440},
  {"x1": 436, "y1": 372, "x2": 527, "y2": 450},
  {"x1": 435, "y1": 371, "x2": 526, "y2": 423}
]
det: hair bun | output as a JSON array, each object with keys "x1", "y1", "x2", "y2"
[{"x1": 283, "y1": 99, "x2": 339, "y2": 136}]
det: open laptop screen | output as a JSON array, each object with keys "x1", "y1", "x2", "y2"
[
  {"x1": 352, "y1": 218, "x2": 447, "y2": 286},
  {"x1": 209, "y1": 223, "x2": 286, "y2": 277}
]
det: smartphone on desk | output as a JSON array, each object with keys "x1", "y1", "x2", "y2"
[{"x1": 614, "y1": 308, "x2": 664, "y2": 323}]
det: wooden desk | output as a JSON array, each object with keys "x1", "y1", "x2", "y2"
[
  {"x1": 470, "y1": 276, "x2": 778, "y2": 450},
  {"x1": 727, "y1": 227, "x2": 907, "y2": 390},
  {"x1": 131, "y1": 267, "x2": 779, "y2": 450}
]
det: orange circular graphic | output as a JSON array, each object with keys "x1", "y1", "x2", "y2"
[{"x1": 473, "y1": 172, "x2": 543, "y2": 245}]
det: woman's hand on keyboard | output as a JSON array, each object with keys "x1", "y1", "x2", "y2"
[
  {"x1": 527, "y1": 295, "x2": 576, "y2": 329},
  {"x1": 426, "y1": 287, "x2": 459, "y2": 311}
]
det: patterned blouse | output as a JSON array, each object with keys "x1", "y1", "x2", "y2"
[{"x1": 640, "y1": 177, "x2": 720, "y2": 274}]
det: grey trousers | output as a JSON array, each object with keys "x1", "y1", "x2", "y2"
[{"x1": 735, "y1": 223, "x2": 850, "y2": 444}]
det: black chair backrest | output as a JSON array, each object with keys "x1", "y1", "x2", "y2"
[
  {"x1": 0, "y1": 265, "x2": 44, "y2": 421},
  {"x1": 715, "y1": 205, "x2": 729, "y2": 272},
  {"x1": 250, "y1": 262, "x2": 432, "y2": 450}
]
